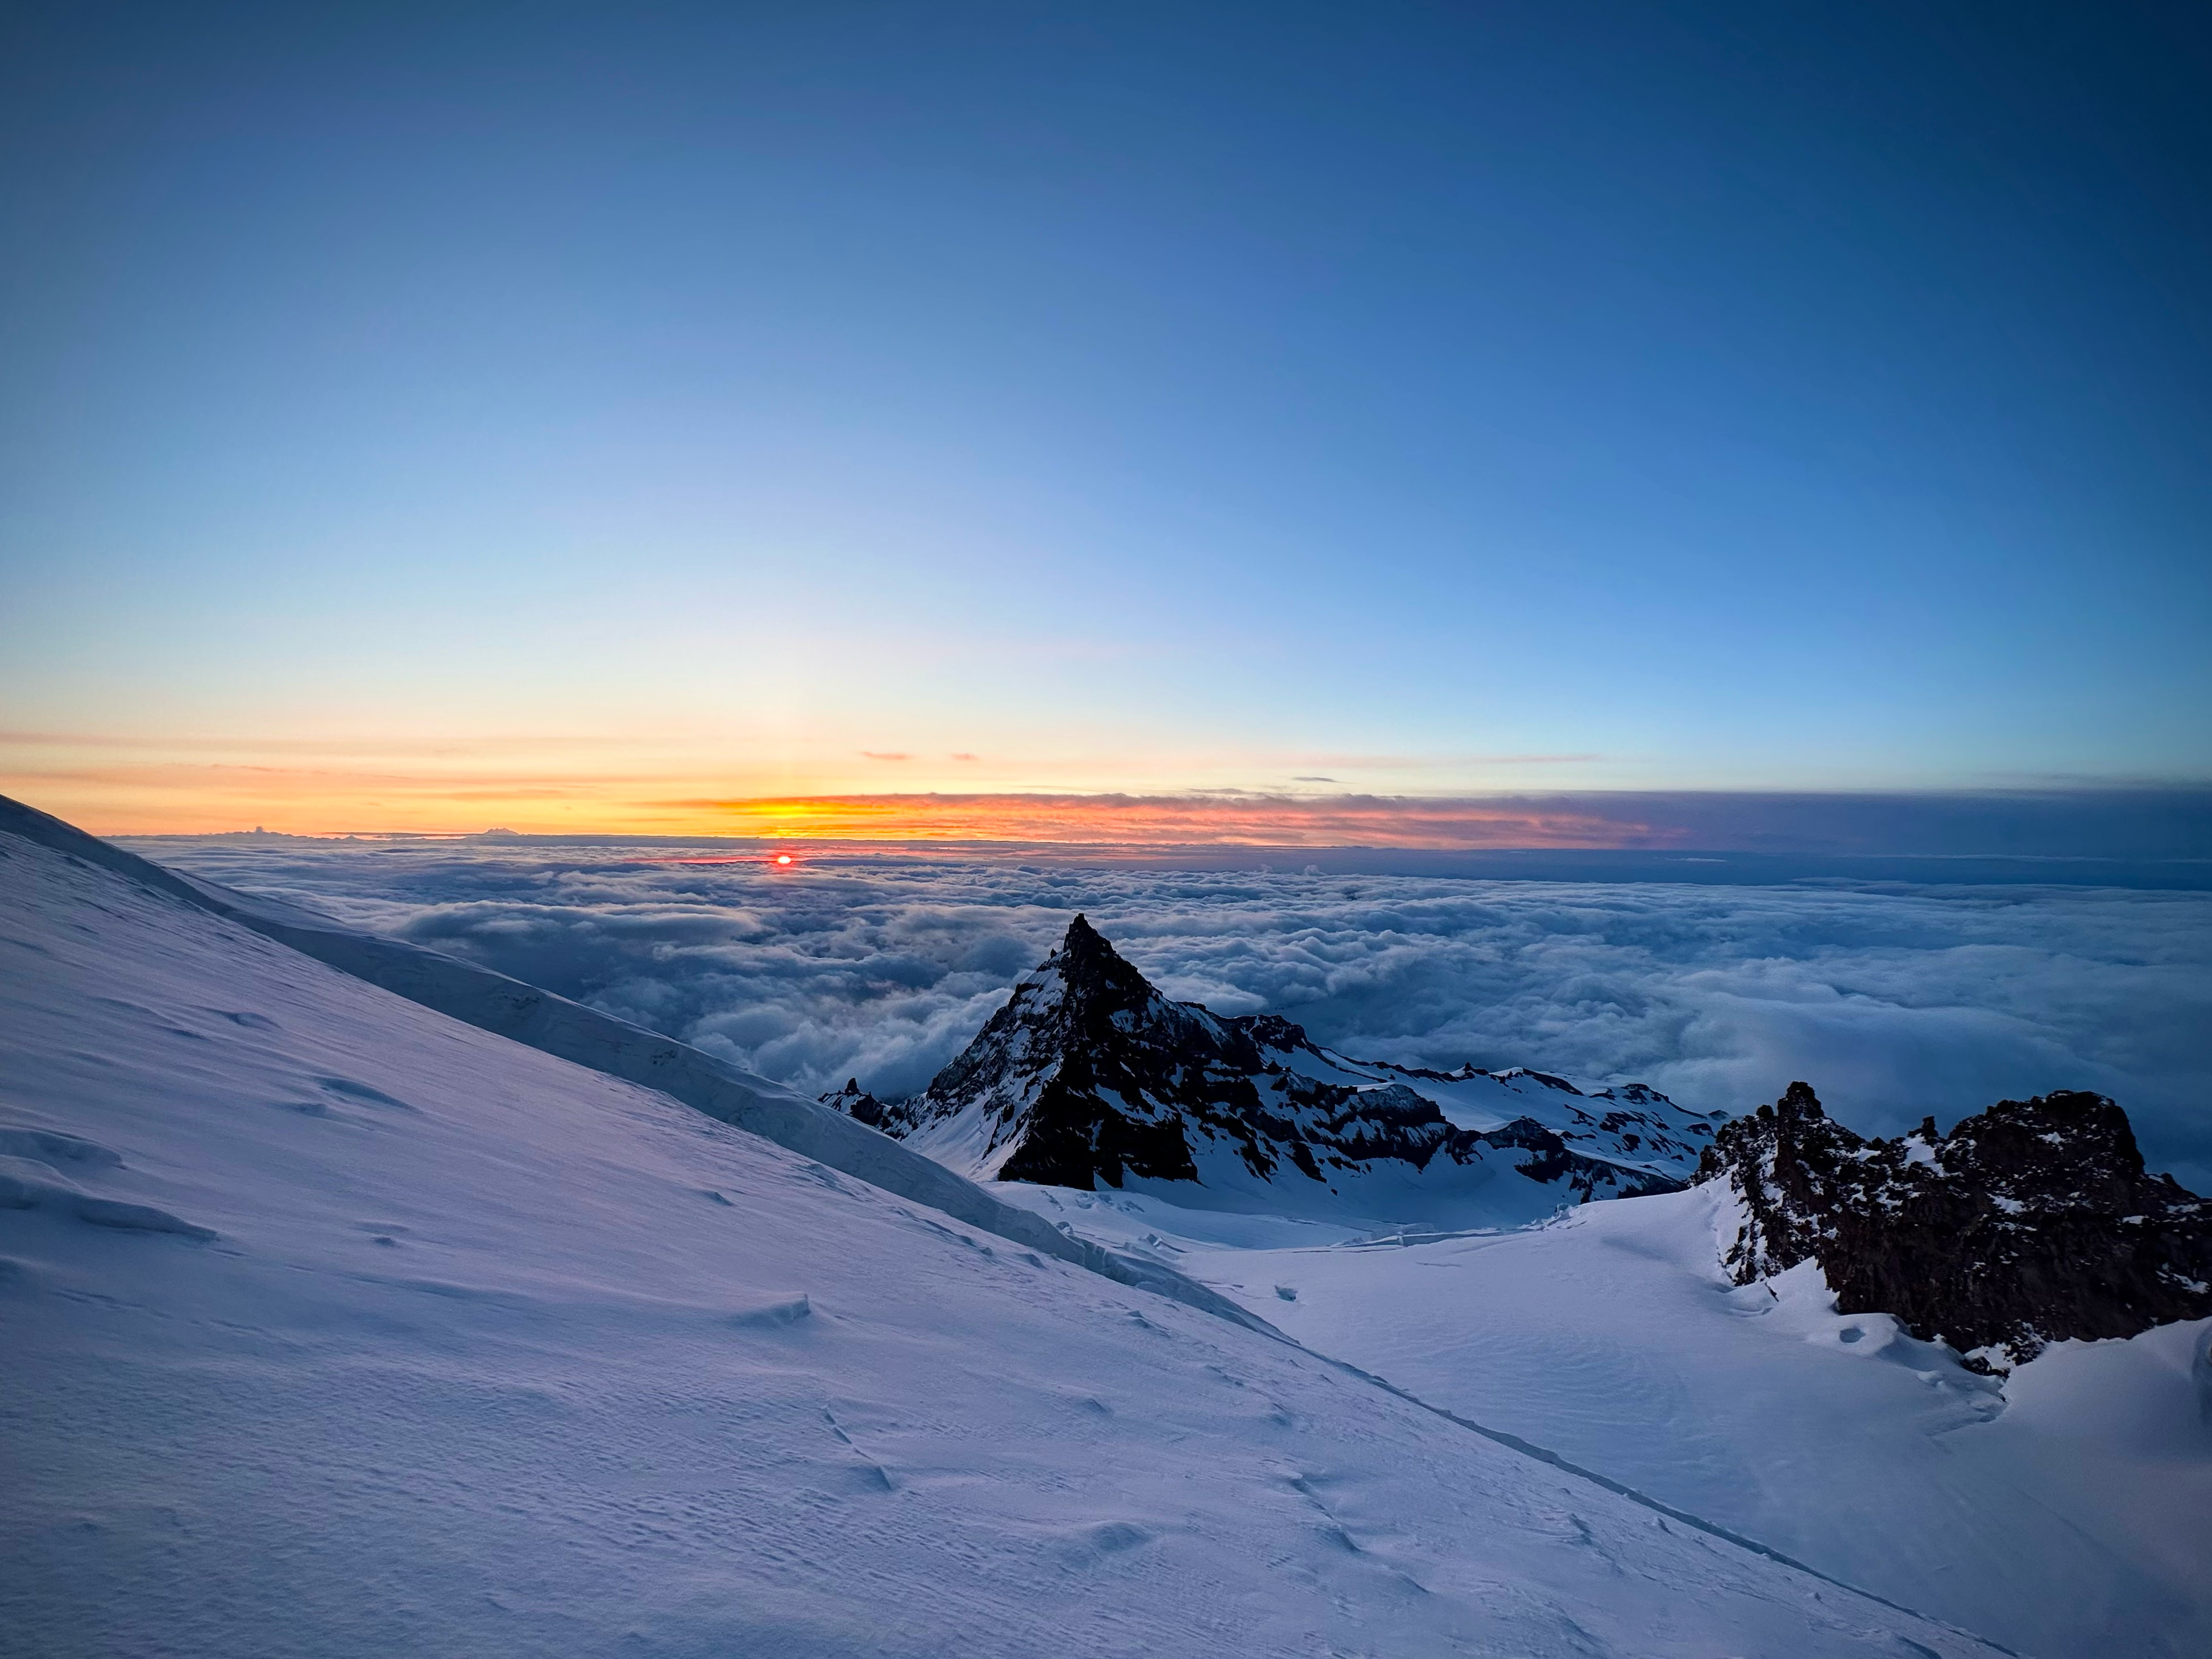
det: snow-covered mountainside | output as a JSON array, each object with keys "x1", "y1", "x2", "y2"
[
  {"x1": 0, "y1": 806, "x2": 2011, "y2": 1657},
  {"x1": 1703, "y1": 1080, "x2": 2212, "y2": 1371},
  {"x1": 1000, "y1": 1179, "x2": 2212, "y2": 1659},
  {"x1": 831, "y1": 915, "x2": 1720, "y2": 1225}
]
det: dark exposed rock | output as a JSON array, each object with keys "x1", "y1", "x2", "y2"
[
  {"x1": 818, "y1": 1079, "x2": 892, "y2": 1130},
  {"x1": 1699, "y1": 1080, "x2": 2212, "y2": 1371},
  {"x1": 871, "y1": 915, "x2": 1700, "y2": 1204}
]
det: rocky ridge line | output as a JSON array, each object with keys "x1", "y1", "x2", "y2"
[{"x1": 824, "y1": 915, "x2": 1709, "y2": 1203}]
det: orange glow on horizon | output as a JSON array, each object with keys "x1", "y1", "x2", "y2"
[
  {"x1": 0, "y1": 748, "x2": 1672, "y2": 850},
  {"x1": 14, "y1": 789, "x2": 1674, "y2": 851},
  {"x1": 669, "y1": 793, "x2": 1662, "y2": 849},
  {"x1": 0, "y1": 733, "x2": 1664, "y2": 847}
]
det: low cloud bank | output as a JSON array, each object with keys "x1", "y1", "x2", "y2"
[{"x1": 142, "y1": 839, "x2": 2212, "y2": 1193}]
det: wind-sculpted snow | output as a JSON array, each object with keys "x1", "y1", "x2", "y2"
[
  {"x1": 127, "y1": 832, "x2": 2212, "y2": 1192},
  {"x1": 1, "y1": 815, "x2": 2014, "y2": 1657}
]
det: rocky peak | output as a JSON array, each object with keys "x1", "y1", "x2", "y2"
[
  {"x1": 1054, "y1": 911, "x2": 1121, "y2": 982},
  {"x1": 1008, "y1": 913, "x2": 1239, "y2": 1057},
  {"x1": 850, "y1": 916, "x2": 1695, "y2": 1213},
  {"x1": 1700, "y1": 1082, "x2": 2211, "y2": 1371},
  {"x1": 892, "y1": 915, "x2": 1267, "y2": 1186},
  {"x1": 1934, "y1": 1090, "x2": 2156, "y2": 1202}
]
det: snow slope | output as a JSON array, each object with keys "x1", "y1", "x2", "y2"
[
  {"x1": 0, "y1": 818, "x2": 2011, "y2": 1656},
  {"x1": 1004, "y1": 1181, "x2": 2212, "y2": 1658},
  {"x1": 0, "y1": 796, "x2": 1250, "y2": 1328}
]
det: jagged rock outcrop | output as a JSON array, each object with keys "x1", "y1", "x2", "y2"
[
  {"x1": 829, "y1": 915, "x2": 1714, "y2": 1211},
  {"x1": 817, "y1": 1079, "x2": 892, "y2": 1130},
  {"x1": 1700, "y1": 1080, "x2": 2212, "y2": 1370}
]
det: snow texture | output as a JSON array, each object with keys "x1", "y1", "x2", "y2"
[
  {"x1": 1007, "y1": 1180, "x2": 2212, "y2": 1658},
  {"x1": 1, "y1": 806, "x2": 2012, "y2": 1657}
]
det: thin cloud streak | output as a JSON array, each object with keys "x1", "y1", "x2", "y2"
[{"x1": 667, "y1": 794, "x2": 1655, "y2": 849}]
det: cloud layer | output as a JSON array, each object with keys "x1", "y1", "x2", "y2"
[{"x1": 139, "y1": 839, "x2": 2212, "y2": 1193}]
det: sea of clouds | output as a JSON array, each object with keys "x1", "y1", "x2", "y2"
[{"x1": 139, "y1": 839, "x2": 2212, "y2": 1191}]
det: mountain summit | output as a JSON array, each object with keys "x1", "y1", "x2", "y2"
[{"x1": 838, "y1": 916, "x2": 1717, "y2": 1220}]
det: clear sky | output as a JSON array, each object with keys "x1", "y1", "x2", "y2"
[{"x1": 3, "y1": 1, "x2": 2208, "y2": 835}]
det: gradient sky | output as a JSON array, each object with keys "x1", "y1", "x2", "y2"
[{"x1": 3, "y1": 2, "x2": 2209, "y2": 833}]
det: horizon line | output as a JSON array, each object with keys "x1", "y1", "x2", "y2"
[{"x1": 38, "y1": 783, "x2": 2206, "y2": 862}]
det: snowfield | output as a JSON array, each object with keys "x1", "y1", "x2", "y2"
[{"x1": 998, "y1": 1180, "x2": 2212, "y2": 1658}]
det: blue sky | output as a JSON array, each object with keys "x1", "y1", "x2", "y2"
[{"x1": 3, "y1": 2, "x2": 2208, "y2": 831}]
